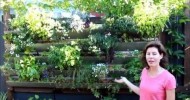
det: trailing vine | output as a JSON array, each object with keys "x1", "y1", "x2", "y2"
[
  {"x1": 164, "y1": 0, "x2": 188, "y2": 79},
  {"x1": 165, "y1": 14, "x2": 187, "y2": 80}
]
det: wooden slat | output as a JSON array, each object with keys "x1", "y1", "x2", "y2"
[
  {"x1": 115, "y1": 41, "x2": 147, "y2": 51},
  {"x1": 176, "y1": 83, "x2": 190, "y2": 93},
  {"x1": 112, "y1": 57, "x2": 135, "y2": 64},
  {"x1": 7, "y1": 55, "x2": 137, "y2": 66},
  {"x1": 5, "y1": 41, "x2": 147, "y2": 53},
  {"x1": 6, "y1": 81, "x2": 55, "y2": 88},
  {"x1": 184, "y1": 47, "x2": 190, "y2": 84},
  {"x1": 184, "y1": 0, "x2": 190, "y2": 85}
]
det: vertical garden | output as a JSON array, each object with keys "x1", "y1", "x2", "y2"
[{"x1": 0, "y1": 0, "x2": 188, "y2": 100}]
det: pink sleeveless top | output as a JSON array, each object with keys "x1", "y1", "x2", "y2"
[{"x1": 139, "y1": 68, "x2": 176, "y2": 100}]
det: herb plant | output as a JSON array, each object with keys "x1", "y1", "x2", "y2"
[
  {"x1": 14, "y1": 56, "x2": 43, "y2": 81},
  {"x1": 47, "y1": 41, "x2": 81, "y2": 71}
]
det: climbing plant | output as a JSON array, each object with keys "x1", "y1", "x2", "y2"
[{"x1": 71, "y1": 0, "x2": 186, "y2": 38}]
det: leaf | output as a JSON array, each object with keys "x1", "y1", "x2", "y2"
[
  {"x1": 28, "y1": 97, "x2": 34, "y2": 100},
  {"x1": 35, "y1": 94, "x2": 39, "y2": 99}
]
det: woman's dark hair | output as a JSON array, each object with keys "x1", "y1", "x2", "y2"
[{"x1": 141, "y1": 41, "x2": 168, "y2": 69}]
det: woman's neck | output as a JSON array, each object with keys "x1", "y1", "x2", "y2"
[{"x1": 148, "y1": 66, "x2": 163, "y2": 77}]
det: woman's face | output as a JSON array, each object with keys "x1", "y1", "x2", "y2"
[{"x1": 146, "y1": 47, "x2": 163, "y2": 68}]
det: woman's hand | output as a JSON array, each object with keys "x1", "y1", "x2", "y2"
[
  {"x1": 114, "y1": 76, "x2": 140, "y2": 95},
  {"x1": 114, "y1": 76, "x2": 127, "y2": 84}
]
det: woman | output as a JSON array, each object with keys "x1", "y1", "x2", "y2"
[{"x1": 114, "y1": 41, "x2": 176, "y2": 100}]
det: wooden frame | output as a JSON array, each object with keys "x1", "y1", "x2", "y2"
[
  {"x1": 184, "y1": 0, "x2": 190, "y2": 85},
  {"x1": 6, "y1": 81, "x2": 135, "y2": 100}
]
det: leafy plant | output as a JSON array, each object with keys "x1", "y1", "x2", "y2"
[
  {"x1": 28, "y1": 94, "x2": 52, "y2": 100},
  {"x1": 75, "y1": 64, "x2": 120, "y2": 99},
  {"x1": 3, "y1": 33, "x2": 14, "y2": 43},
  {"x1": 165, "y1": 15, "x2": 186, "y2": 77},
  {"x1": 72, "y1": 0, "x2": 137, "y2": 17},
  {"x1": 1, "y1": 1, "x2": 187, "y2": 99},
  {"x1": 124, "y1": 57, "x2": 143, "y2": 83},
  {"x1": 7, "y1": 31, "x2": 34, "y2": 55},
  {"x1": 89, "y1": 32, "x2": 118, "y2": 50},
  {"x1": 92, "y1": 63, "x2": 109, "y2": 79},
  {"x1": 133, "y1": 0, "x2": 186, "y2": 37},
  {"x1": 0, "y1": 92, "x2": 7, "y2": 100},
  {"x1": 133, "y1": 0, "x2": 169, "y2": 37},
  {"x1": 72, "y1": 0, "x2": 186, "y2": 39},
  {"x1": 77, "y1": 39, "x2": 101, "y2": 56},
  {"x1": 102, "y1": 96, "x2": 116, "y2": 100},
  {"x1": 104, "y1": 16, "x2": 139, "y2": 42},
  {"x1": 11, "y1": 6, "x2": 67, "y2": 41},
  {"x1": 167, "y1": 64, "x2": 184, "y2": 77},
  {"x1": 47, "y1": 41, "x2": 81, "y2": 71},
  {"x1": 3, "y1": 0, "x2": 70, "y2": 16},
  {"x1": 14, "y1": 56, "x2": 44, "y2": 81},
  {"x1": 177, "y1": 92, "x2": 190, "y2": 100},
  {"x1": 89, "y1": 32, "x2": 118, "y2": 63},
  {"x1": 75, "y1": 65, "x2": 101, "y2": 98}
]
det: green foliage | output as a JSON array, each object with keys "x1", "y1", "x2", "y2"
[
  {"x1": 91, "y1": 63, "x2": 109, "y2": 79},
  {"x1": 75, "y1": 65, "x2": 101, "y2": 98},
  {"x1": 3, "y1": 33, "x2": 13, "y2": 43},
  {"x1": 74, "y1": 64, "x2": 121, "y2": 98},
  {"x1": 89, "y1": 31, "x2": 118, "y2": 62},
  {"x1": 47, "y1": 41, "x2": 81, "y2": 71},
  {"x1": 133, "y1": 0, "x2": 186, "y2": 37},
  {"x1": 77, "y1": 39, "x2": 101, "y2": 55},
  {"x1": 167, "y1": 64, "x2": 184, "y2": 77},
  {"x1": 133, "y1": 0, "x2": 170, "y2": 37},
  {"x1": 14, "y1": 56, "x2": 44, "y2": 81},
  {"x1": 124, "y1": 57, "x2": 143, "y2": 83},
  {"x1": 112, "y1": 16, "x2": 138, "y2": 35},
  {"x1": 5, "y1": 31, "x2": 34, "y2": 55},
  {"x1": 73, "y1": 0, "x2": 186, "y2": 38},
  {"x1": 104, "y1": 16, "x2": 139, "y2": 41},
  {"x1": 177, "y1": 92, "x2": 190, "y2": 100},
  {"x1": 0, "y1": 0, "x2": 14, "y2": 14},
  {"x1": 2, "y1": 0, "x2": 70, "y2": 16},
  {"x1": 10, "y1": 6, "x2": 67, "y2": 41},
  {"x1": 1, "y1": 0, "x2": 188, "y2": 99},
  {"x1": 89, "y1": 32, "x2": 118, "y2": 52},
  {"x1": 28, "y1": 94, "x2": 52, "y2": 100},
  {"x1": 0, "y1": 92, "x2": 7, "y2": 100},
  {"x1": 165, "y1": 15, "x2": 186, "y2": 77},
  {"x1": 72, "y1": 0, "x2": 138, "y2": 17},
  {"x1": 102, "y1": 96, "x2": 116, "y2": 100}
]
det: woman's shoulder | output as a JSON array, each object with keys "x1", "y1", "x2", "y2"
[
  {"x1": 162, "y1": 68, "x2": 176, "y2": 89},
  {"x1": 163, "y1": 69, "x2": 175, "y2": 77},
  {"x1": 162, "y1": 68, "x2": 176, "y2": 82},
  {"x1": 142, "y1": 67, "x2": 148, "y2": 71},
  {"x1": 141, "y1": 67, "x2": 148, "y2": 73}
]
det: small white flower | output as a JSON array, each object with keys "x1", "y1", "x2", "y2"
[
  {"x1": 91, "y1": 63, "x2": 109, "y2": 78},
  {"x1": 10, "y1": 50, "x2": 14, "y2": 55},
  {"x1": 16, "y1": 54, "x2": 20, "y2": 57},
  {"x1": 71, "y1": 41, "x2": 76, "y2": 45},
  {"x1": 42, "y1": 62, "x2": 46, "y2": 65},
  {"x1": 20, "y1": 60, "x2": 24, "y2": 63}
]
